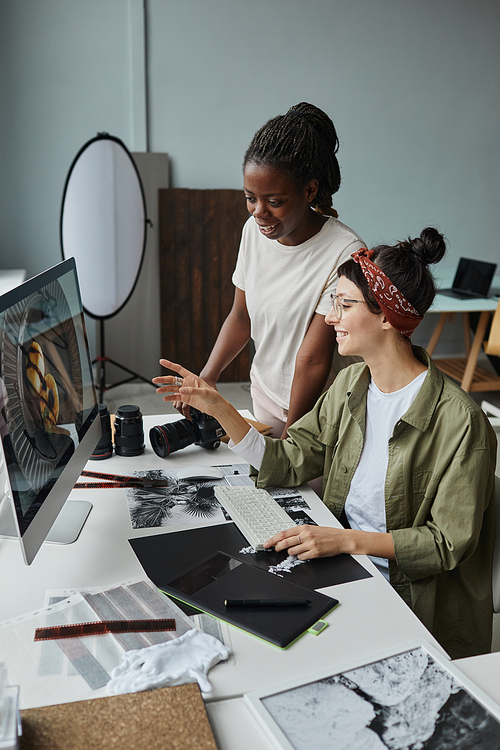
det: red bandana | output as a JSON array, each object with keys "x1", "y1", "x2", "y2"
[{"x1": 352, "y1": 248, "x2": 423, "y2": 337}]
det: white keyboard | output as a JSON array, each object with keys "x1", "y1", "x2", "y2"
[{"x1": 215, "y1": 485, "x2": 293, "y2": 550}]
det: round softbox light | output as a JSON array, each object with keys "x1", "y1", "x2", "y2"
[{"x1": 60, "y1": 133, "x2": 147, "y2": 319}]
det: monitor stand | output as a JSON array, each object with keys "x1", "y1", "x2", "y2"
[{"x1": 0, "y1": 495, "x2": 92, "y2": 545}]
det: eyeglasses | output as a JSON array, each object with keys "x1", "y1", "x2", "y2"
[{"x1": 330, "y1": 293, "x2": 365, "y2": 320}]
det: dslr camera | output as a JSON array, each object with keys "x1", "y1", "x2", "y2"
[{"x1": 149, "y1": 407, "x2": 226, "y2": 458}]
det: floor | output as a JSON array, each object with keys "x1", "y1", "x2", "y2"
[{"x1": 101, "y1": 378, "x2": 500, "y2": 654}]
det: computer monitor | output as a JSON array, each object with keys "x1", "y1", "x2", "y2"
[{"x1": 0, "y1": 258, "x2": 101, "y2": 564}]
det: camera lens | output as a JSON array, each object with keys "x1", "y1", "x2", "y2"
[
  {"x1": 149, "y1": 418, "x2": 196, "y2": 457},
  {"x1": 114, "y1": 404, "x2": 145, "y2": 457},
  {"x1": 90, "y1": 403, "x2": 113, "y2": 460}
]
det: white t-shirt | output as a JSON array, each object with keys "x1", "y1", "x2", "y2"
[
  {"x1": 232, "y1": 215, "x2": 365, "y2": 408},
  {"x1": 345, "y1": 371, "x2": 427, "y2": 578}
]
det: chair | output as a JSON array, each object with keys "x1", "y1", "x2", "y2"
[
  {"x1": 480, "y1": 302, "x2": 500, "y2": 420},
  {"x1": 482, "y1": 401, "x2": 500, "y2": 427},
  {"x1": 431, "y1": 298, "x2": 500, "y2": 393},
  {"x1": 493, "y1": 475, "x2": 500, "y2": 613},
  {"x1": 484, "y1": 298, "x2": 500, "y2": 360}
]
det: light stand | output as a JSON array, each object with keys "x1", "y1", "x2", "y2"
[
  {"x1": 60, "y1": 133, "x2": 156, "y2": 402},
  {"x1": 95, "y1": 318, "x2": 154, "y2": 402}
]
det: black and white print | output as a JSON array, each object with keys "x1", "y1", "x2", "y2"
[
  {"x1": 126, "y1": 469, "x2": 226, "y2": 528},
  {"x1": 125, "y1": 468, "x2": 313, "y2": 529},
  {"x1": 260, "y1": 647, "x2": 500, "y2": 750}
]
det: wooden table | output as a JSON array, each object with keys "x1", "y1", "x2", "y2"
[{"x1": 427, "y1": 279, "x2": 500, "y2": 392}]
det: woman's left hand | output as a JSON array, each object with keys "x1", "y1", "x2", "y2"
[
  {"x1": 153, "y1": 359, "x2": 253, "y2": 445},
  {"x1": 153, "y1": 360, "x2": 222, "y2": 416},
  {"x1": 263, "y1": 525, "x2": 350, "y2": 560}
]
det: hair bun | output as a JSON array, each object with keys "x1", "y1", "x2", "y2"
[{"x1": 410, "y1": 227, "x2": 446, "y2": 266}]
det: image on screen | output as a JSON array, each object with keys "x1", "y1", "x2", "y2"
[{"x1": 0, "y1": 258, "x2": 98, "y2": 549}]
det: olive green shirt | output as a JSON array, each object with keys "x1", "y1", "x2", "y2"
[{"x1": 254, "y1": 348, "x2": 497, "y2": 659}]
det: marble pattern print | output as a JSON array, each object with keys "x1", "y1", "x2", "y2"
[{"x1": 262, "y1": 648, "x2": 500, "y2": 749}]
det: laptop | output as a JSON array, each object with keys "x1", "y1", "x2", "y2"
[{"x1": 439, "y1": 257, "x2": 497, "y2": 300}]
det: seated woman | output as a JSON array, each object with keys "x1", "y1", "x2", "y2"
[{"x1": 153, "y1": 227, "x2": 497, "y2": 660}]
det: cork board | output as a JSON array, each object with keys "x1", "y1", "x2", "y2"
[{"x1": 20, "y1": 683, "x2": 217, "y2": 750}]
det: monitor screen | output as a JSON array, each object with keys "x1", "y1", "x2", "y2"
[{"x1": 0, "y1": 258, "x2": 100, "y2": 564}]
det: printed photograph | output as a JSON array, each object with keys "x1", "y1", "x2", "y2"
[
  {"x1": 125, "y1": 468, "x2": 312, "y2": 529},
  {"x1": 261, "y1": 647, "x2": 500, "y2": 750}
]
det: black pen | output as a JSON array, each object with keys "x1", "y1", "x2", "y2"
[{"x1": 224, "y1": 598, "x2": 311, "y2": 608}]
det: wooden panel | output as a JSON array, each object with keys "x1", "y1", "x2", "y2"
[{"x1": 159, "y1": 189, "x2": 250, "y2": 381}]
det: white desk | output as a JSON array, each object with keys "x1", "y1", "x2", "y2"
[
  {"x1": 0, "y1": 414, "x2": 443, "y2": 747},
  {"x1": 454, "y1": 652, "x2": 500, "y2": 707},
  {"x1": 427, "y1": 270, "x2": 500, "y2": 392}
]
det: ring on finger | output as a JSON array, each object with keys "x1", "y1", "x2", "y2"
[
  {"x1": 297, "y1": 534, "x2": 301, "y2": 545},
  {"x1": 173, "y1": 377, "x2": 183, "y2": 386}
]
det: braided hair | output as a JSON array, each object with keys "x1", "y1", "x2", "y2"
[{"x1": 243, "y1": 102, "x2": 341, "y2": 218}]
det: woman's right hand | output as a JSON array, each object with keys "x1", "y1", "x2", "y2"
[
  {"x1": 172, "y1": 400, "x2": 191, "y2": 418},
  {"x1": 172, "y1": 287, "x2": 249, "y2": 420}
]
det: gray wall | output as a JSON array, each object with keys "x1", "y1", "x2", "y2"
[
  {"x1": 147, "y1": 0, "x2": 500, "y2": 257},
  {"x1": 1, "y1": 0, "x2": 499, "y2": 368},
  {"x1": 0, "y1": 0, "x2": 145, "y2": 273}
]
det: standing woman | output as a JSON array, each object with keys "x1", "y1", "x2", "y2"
[
  {"x1": 176, "y1": 103, "x2": 365, "y2": 438},
  {"x1": 155, "y1": 228, "x2": 497, "y2": 659}
]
